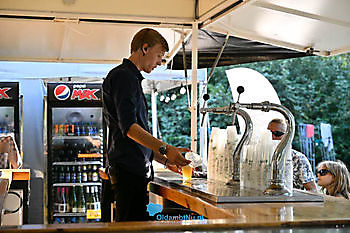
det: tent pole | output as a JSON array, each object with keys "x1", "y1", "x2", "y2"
[
  {"x1": 199, "y1": 71, "x2": 208, "y2": 168},
  {"x1": 151, "y1": 88, "x2": 158, "y2": 138},
  {"x1": 191, "y1": 22, "x2": 198, "y2": 153}
]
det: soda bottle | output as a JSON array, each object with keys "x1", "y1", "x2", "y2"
[
  {"x1": 87, "y1": 122, "x2": 91, "y2": 136},
  {"x1": 58, "y1": 123, "x2": 64, "y2": 135},
  {"x1": 92, "y1": 165, "x2": 99, "y2": 182},
  {"x1": 85, "y1": 186, "x2": 94, "y2": 221},
  {"x1": 70, "y1": 123, "x2": 75, "y2": 136},
  {"x1": 81, "y1": 122, "x2": 86, "y2": 136},
  {"x1": 77, "y1": 166, "x2": 82, "y2": 183},
  {"x1": 82, "y1": 165, "x2": 88, "y2": 182},
  {"x1": 54, "y1": 187, "x2": 61, "y2": 213},
  {"x1": 51, "y1": 166, "x2": 57, "y2": 183},
  {"x1": 78, "y1": 185, "x2": 86, "y2": 213},
  {"x1": 65, "y1": 187, "x2": 71, "y2": 212},
  {"x1": 71, "y1": 185, "x2": 78, "y2": 213},
  {"x1": 58, "y1": 166, "x2": 65, "y2": 183},
  {"x1": 93, "y1": 186, "x2": 101, "y2": 211},
  {"x1": 64, "y1": 121, "x2": 69, "y2": 136},
  {"x1": 87, "y1": 165, "x2": 92, "y2": 182},
  {"x1": 71, "y1": 166, "x2": 77, "y2": 183},
  {"x1": 54, "y1": 124, "x2": 59, "y2": 135},
  {"x1": 65, "y1": 166, "x2": 71, "y2": 183},
  {"x1": 59, "y1": 187, "x2": 67, "y2": 213},
  {"x1": 75, "y1": 122, "x2": 81, "y2": 136}
]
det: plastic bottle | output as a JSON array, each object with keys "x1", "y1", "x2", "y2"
[{"x1": 75, "y1": 122, "x2": 81, "y2": 136}]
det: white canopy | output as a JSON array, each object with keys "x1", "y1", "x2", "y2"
[
  {"x1": 204, "y1": 0, "x2": 350, "y2": 56},
  {"x1": 1, "y1": 0, "x2": 349, "y2": 159},
  {"x1": 1, "y1": 0, "x2": 349, "y2": 64}
]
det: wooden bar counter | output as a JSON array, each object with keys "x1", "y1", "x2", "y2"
[
  {"x1": 149, "y1": 171, "x2": 350, "y2": 223},
  {"x1": 1, "y1": 171, "x2": 350, "y2": 232},
  {"x1": 0, "y1": 169, "x2": 30, "y2": 225}
]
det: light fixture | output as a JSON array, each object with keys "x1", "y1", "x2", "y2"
[
  {"x1": 160, "y1": 95, "x2": 165, "y2": 102},
  {"x1": 180, "y1": 85, "x2": 186, "y2": 95},
  {"x1": 171, "y1": 93, "x2": 177, "y2": 101},
  {"x1": 165, "y1": 96, "x2": 170, "y2": 103}
]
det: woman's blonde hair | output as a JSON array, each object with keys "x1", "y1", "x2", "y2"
[{"x1": 317, "y1": 160, "x2": 350, "y2": 199}]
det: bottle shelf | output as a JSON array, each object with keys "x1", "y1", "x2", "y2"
[
  {"x1": 53, "y1": 213, "x2": 86, "y2": 217},
  {"x1": 52, "y1": 161, "x2": 102, "y2": 166},
  {"x1": 53, "y1": 182, "x2": 102, "y2": 187},
  {"x1": 52, "y1": 135, "x2": 102, "y2": 140}
]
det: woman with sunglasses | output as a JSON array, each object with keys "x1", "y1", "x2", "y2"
[{"x1": 316, "y1": 160, "x2": 350, "y2": 199}]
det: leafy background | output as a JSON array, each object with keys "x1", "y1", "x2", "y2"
[{"x1": 146, "y1": 53, "x2": 350, "y2": 169}]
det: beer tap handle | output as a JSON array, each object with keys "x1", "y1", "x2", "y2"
[
  {"x1": 236, "y1": 86, "x2": 245, "y2": 102},
  {"x1": 232, "y1": 86, "x2": 244, "y2": 134},
  {"x1": 200, "y1": 94, "x2": 210, "y2": 127}
]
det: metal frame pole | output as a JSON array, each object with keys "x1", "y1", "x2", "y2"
[{"x1": 191, "y1": 22, "x2": 198, "y2": 153}]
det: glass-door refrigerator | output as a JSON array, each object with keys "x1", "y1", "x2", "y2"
[
  {"x1": 0, "y1": 82, "x2": 21, "y2": 154},
  {"x1": 46, "y1": 83, "x2": 104, "y2": 224}
]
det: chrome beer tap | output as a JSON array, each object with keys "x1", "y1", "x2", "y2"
[
  {"x1": 200, "y1": 86, "x2": 295, "y2": 196},
  {"x1": 234, "y1": 101, "x2": 295, "y2": 195},
  {"x1": 200, "y1": 86, "x2": 253, "y2": 184}
]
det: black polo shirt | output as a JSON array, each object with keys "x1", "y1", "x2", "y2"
[{"x1": 102, "y1": 59, "x2": 153, "y2": 178}]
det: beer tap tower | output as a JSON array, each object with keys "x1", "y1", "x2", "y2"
[{"x1": 200, "y1": 86, "x2": 295, "y2": 196}]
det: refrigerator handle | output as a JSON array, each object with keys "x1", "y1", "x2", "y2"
[{"x1": 20, "y1": 94, "x2": 24, "y2": 158}]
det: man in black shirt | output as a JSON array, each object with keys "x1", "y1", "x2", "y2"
[{"x1": 103, "y1": 28, "x2": 190, "y2": 222}]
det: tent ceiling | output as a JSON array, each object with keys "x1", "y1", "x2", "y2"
[
  {"x1": 1, "y1": 0, "x2": 349, "y2": 66},
  {"x1": 0, "y1": 0, "x2": 239, "y2": 25},
  {"x1": 0, "y1": 18, "x2": 190, "y2": 64},
  {"x1": 204, "y1": 0, "x2": 350, "y2": 56},
  {"x1": 170, "y1": 29, "x2": 309, "y2": 70}
]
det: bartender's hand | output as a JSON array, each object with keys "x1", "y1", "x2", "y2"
[
  {"x1": 166, "y1": 162, "x2": 182, "y2": 174},
  {"x1": 166, "y1": 145, "x2": 191, "y2": 167},
  {"x1": 98, "y1": 167, "x2": 109, "y2": 180},
  {"x1": 126, "y1": 123, "x2": 190, "y2": 167}
]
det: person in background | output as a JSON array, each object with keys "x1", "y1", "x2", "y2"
[
  {"x1": 102, "y1": 28, "x2": 190, "y2": 222},
  {"x1": 0, "y1": 135, "x2": 22, "y2": 169},
  {"x1": 316, "y1": 160, "x2": 350, "y2": 199},
  {"x1": 267, "y1": 118, "x2": 317, "y2": 192}
]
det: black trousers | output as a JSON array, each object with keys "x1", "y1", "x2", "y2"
[
  {"x1": 110, "y1": 166, "x2": 150, "y2": 222},
  {"x1": 101, "y1": 179, "x2": 113, "y2": 222}
]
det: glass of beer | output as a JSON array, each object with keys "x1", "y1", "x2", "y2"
[{"x1": 182, "y1": 165, "x2": 193, "y2": 183}]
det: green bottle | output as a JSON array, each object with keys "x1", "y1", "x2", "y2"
[
  {"x1": 78, "y1": 185, "x2": 86, "y2": 213},
  {"x1": 85, "y1": 186, "x2": 93, "y2": 211},
  {"x1": 71, "y1": 185, "x2": 78, "y2": 213}
]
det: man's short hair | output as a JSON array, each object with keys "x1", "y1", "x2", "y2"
[
  {"x1": 269, "y1": 118, "x2": 287, "y2": 132},
  {"x1": 131, "y1": 28, "x2": 169, "y2": 53},
  {"x1": 269, "y1": 118, "x2": 284, "y2": 125}
]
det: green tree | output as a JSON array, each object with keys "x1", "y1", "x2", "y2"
[{"x1": 147, "y1": 53, "x2": 350, "y2": 169}]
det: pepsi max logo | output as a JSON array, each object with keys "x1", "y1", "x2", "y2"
[
  {"x1": 54, "y1": 85, "x2": 71, "y2": 100},
  {"x1": 0, "y1": 88, "x2": 11, "y2": 99},
  {"x1": 71, "y1": 89, "x2": 99, "y2": 100}
]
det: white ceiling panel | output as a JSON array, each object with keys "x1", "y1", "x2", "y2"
[
  {"x1": 0, "y1": 0, "x2": 194, "y2": 24},
  {"x1": 0, "y1": 18, "x2": 186, "y2": 64},
  {"x1": 204, "y1": 0, "x2": 350, "y2": 56}
]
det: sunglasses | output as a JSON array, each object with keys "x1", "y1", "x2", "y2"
[
  {"x1": 270, "y1": 131, "x2": 285, "y2": 137},
  {"x1": 317, "y1": 169, "x2": 332, "y2": 176}
]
